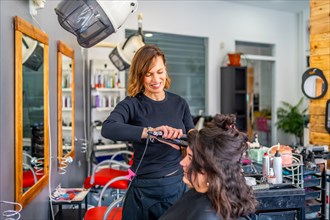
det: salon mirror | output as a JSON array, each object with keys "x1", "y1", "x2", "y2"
[
  {"x1": 302, "y1": 68, "x2": 328, "y2": 99},
  {"x1": 326, "y1": 100, "x2": 330, "y2": 133},
  {"x1": 57, "y1": 41, "x2": 75, "y2": 166},
  {"x1": 15, "y1": 16, "x2": 49, "y2": 207}
]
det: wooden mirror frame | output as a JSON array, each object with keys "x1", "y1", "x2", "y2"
[
  {"x1": 57, "y1": 41, "x2": 75, "y2": 164},
  {"x1": 14, "y1": 16, "x2": 49, "y2": 207}
]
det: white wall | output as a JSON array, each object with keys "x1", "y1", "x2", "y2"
[{"x1": 95, "y1": 1, "x2": 308, "y2": 144}]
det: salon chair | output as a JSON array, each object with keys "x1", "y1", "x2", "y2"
[
  {"x1": 23, "y1": 152, "x2": 44, "y2": 188},
  {"x1": 84, "y1": 150, "x2": 133, "y2": 190},
  {"x1": 84, "y1": 177, "x2": 127, "y2": 220},
  {"x1": 84, "y1": 150, "x2": 133, "y2": 207}
]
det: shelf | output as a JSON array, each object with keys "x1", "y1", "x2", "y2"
[
  {"x1": 305, "y1": 199, "x2": 322, "y2": 214},
  {"x1": 62, "y1": 88, "x2": 72, "y2": 92},
  {"x1": 305, "y1": 187, "x2": 321, "y2": 200},
  {"x1": 62, "y1": 126, "x2": 72, "y2": 131},
  {"x1": 94, "y1": 87, "x2": 125, "y2": 92},
  {"x1": 62, "y1": 145, "x2": 72, "y2": 150},
  {"x1": 94, "y1": 143, "x2": 127, "y2": 151},
  {"x1": 304, "y1": 176, "x2": 321, "y2": 188},
  {"x1": 93, "y1": 107, "x2": 114, "y2": 111},
  {"x1": 89, "y1": 59, "x2": 128, "y2": 161}
]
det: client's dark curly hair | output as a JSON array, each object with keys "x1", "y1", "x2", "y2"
[{"x1": 187, "y1": 114, "x2": 258, "y2": 219}]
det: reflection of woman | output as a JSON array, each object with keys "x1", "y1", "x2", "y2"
[
  {"x1": 160, "y1": 114, "x2": 258, "y2": 220},
  {"x1": 101, "y1": 45, "x2": 194, "y2": 220}
]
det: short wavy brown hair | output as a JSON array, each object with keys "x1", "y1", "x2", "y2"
[{"x1": 127, "y1": 44, "x2": 171, "y2": 97}]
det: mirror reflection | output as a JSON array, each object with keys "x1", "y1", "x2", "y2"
[
  {"x1": 15, "y1": 16, "x2": 49, "y2": 207},
  {"x1": 302, "y1": 68, "x2": 328, "y2": 99},
  {"x1": 22, "y1": 34, "x2": 45, "y2": 192},
  {"x1": 303, "y1": 75, "x2": 326, "y2": 98},
  {"x1": 57, "y1": 41, "x2": 75, "y2": 165}
]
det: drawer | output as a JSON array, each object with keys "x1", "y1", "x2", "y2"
[
  {"x1": 256, "y1": 210, "x2": 297, "y2": 220},
  {"x1": 304, "y1": 176, "x2": 321, "y2": 188},
  {"x1": 305, "y1": 199, "x2": 322, "y2": 214},
  {"x1": 305, "y1": 187, "x2": 321, "y2": 200}
]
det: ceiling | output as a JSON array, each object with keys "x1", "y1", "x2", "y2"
[{"x1": 224, "y1": 0, "x2": 310, "y2": 13}]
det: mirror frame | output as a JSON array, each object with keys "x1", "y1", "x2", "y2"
[
  {"x1": 326, "y1": 99, "x2": 330, "y2": 133},
  {"x1": 57, "y1": 41, "x2": 75, "y2": 162},
  {"x1": 14, "y1": 16, "x2": 49, "y2": 207},
  {"x1": 302, "y1": 68, "x2": 328, "y2": 99}
]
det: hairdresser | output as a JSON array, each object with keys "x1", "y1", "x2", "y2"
[
  {"x1": 101, "y1": 44, "x2": 194, "y2": 220},
  {"x1": 160, "y1": 114, "x2": 258, "y2": 220}
]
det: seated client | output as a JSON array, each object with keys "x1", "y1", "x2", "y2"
[{"x1": 160, "y1": 114, "x2": 258, "y2": 220}]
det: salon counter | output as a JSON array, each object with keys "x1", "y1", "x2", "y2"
[{"x1": 253, "y1": 185, "x2": 305, "y2": 220}]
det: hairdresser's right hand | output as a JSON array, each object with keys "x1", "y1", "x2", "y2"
[{"x1": 142, "y1": 126, "x2": 183, "y2": 140}]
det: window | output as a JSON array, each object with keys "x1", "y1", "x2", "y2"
[
  {"x1": 126, "y1": 30, "x2": 208, "y2": 116},
  {"x1": 236, "y1": 41, "x2": 274, "y2": 56}
]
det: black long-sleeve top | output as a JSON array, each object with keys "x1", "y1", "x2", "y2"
[{"x1": 101, "y1": 91, "x2": 194, "y2": 178}]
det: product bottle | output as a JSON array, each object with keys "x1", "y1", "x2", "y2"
[
  {"x1": 95, "y1": 94, "x2": 100, "y2": 108},
  {"x1": 114, "y1": 73, "x2": 118, "y2": 88},
  {"x1": 267, "y1": 168, "x2": 276, "y2": 184},
  {"x1": 273, "y1": 149, "x2": 283, "y2": 184},
  {"x1": 262, "y1": 152, "x2": 270, "y2": 177}
]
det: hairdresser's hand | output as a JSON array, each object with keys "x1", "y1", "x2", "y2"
[
  {"x1": 155, "y1": 137, "x2": 181, "y2": 150},
  {"x1": 155, "y1": 125, "x2": 184, "y2": 139}
]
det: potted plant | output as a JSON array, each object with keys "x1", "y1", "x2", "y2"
[
  {"x1": 226, "y1": 52, "x2": 251, "y2": 66},
  {"x1": 276, "y1": 97, "x2": 307, "y2": 145}
]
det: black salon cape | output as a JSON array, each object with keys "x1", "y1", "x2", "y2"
[
  {"x1": 160, "y1": 188, "x2": 254, "y2": 220},
  {"x1": 159, "y1": 188, "x2": 220, "y2": 220}
]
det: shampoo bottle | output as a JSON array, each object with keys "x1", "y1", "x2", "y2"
[
  {"x1": 273, "y1": 149, "x2": 283, "y2": 184},
  {"x1": 262, "y1": 152, "x2": 270, "y2": 177}
]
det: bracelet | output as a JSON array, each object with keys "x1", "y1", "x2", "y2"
[{"x1": 146, "y1": 127, "x2": 152, "y2": 136}]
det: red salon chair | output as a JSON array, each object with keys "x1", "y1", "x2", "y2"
[
  {"x1": 23, "y1": 153, "x2": 44, "y2": 188},
  {"x1": 23, "y1": 163, "x2": 38, "y2": 188},
  {"x1": 84, "y1": 177, "x2": 127, "y2": 220},
  {"x1": 84, "y1": 150, "x2": 133, "y2": 190}
]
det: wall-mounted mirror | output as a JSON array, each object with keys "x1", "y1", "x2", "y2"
[
  {"x1": 302, "y1": 68, "x2": 328, "y2": 99},
  {"x1": 326, "y1": 100, "x2": 330, "y2": 133},
  {"x1": 15, "y1": 16, "x2": 49, "y2": 207},
  {"x1": 57, "y1": 41, "x2": 75, "y2": 167}
]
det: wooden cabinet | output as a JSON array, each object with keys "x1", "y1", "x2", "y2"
[{"x1": 220, "y1": 66, "x2": 248, "y2": 132}]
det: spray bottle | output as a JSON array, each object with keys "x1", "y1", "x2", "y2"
[{"x1": 273, "y1": 143, "x2": 283, "y2": 184}]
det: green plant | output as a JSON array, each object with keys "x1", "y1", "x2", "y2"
[{"x1": 276, "y1": 97, "x2": 307, "y2": 145}]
